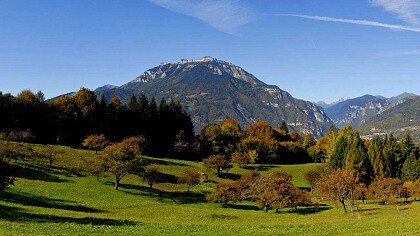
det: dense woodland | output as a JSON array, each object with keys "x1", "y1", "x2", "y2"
[
  {"x1": 0, "y1": 88, "x2": 194, "y2": 158},
  {"x1": 1, "y1": 88, "x2": 420, "y2": 213}
]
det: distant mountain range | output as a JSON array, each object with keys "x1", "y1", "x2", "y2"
[
  {"x1": 94, "y1": 56, "x2": 333, "y2": 136},
  {"x1": 317, "y1": 93, "x2": 418, "y2": 128},
  {"x1": 358, "y1": 96, "x2": 420, "y2": 144}
]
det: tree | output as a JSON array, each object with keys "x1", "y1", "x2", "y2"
[
  {"x1": 36, "y1": 145, "x2": 62, "y2": 167},
  {"x1": 368, "y1": 136, "x2": 392, "y2": 179},
  {"x1": 401, "y1": 152, "x2": 420, "y2": 181},
  {"x1": 345, "y1": 136, "x2": 373, "y2": 185},
  {"x1": 412, "y1": 179, "x2": 420, "y2": 201},
  {"x1": 302, "y1": 133, "x2": 315, "y2": 150},
  {"x1": 315, "y1": 169, "x2": 356, "y2": 213},
  {"x1": 179, "y1": 168, "x2": 201, "y2": 192},
  {"x1": 304, "y1": 165, "x2": 329, "y2": 192},
  {"x1": 329, "y1": 137, "x2": 348, "y2": 169},
  {"x1": 236, "y1": 171, "x2": 261, "y2": 201},
  {"x1": 83, "y1": 156, "x2": 106, "y2": 182},
  {"x1": 354, "y1": 183, "x2": 368, "y2": 204},
  {"x1": 142, "y1": 164, "x2": 160, "y2": 189},
  {"x1": 231, "y1": 151, "x2": 252, "y2": 168},
  {"x1": 101, "y1": 137, "x2": 145, "y2": 190},
  {"x1": 254, "y1": 171, "x2": 295, "y2": 212},
  {"x1": 283, "y1": 188, "x2": 310, "y2": 211},
  {"x1": 203, "y1": 155, "x2": 231, "y2": 176},
  {"x1": 279, "y1": 120, "x2": 289, "y2": 134},
  {"x1": 368, "y1": 178, "x2": 402, "y2": 205},
  {"x1": 207, "y1": 182, "x2": 240, "y2": 207},
  {"x1": 82, "y1": 134, "x2": 109, "y2": 154}
]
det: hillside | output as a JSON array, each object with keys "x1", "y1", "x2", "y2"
[
  {"x1": 359, "y1": 96, "x2": 420, "y2": 143},
  {"x1": 1, "y1": 142, "x2": 420, "y2": 235},
  {"x1": 96, "y1": 57, "x2": 333, "y2": 137},
  {"x1": 324, "y1": 93, "x2": 418, "y2": 128},
  {"x1": 325, "y1": 95, "x2": 389, "y2": 128}
]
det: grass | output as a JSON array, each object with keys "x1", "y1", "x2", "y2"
[{"x1": 1, "y1": 142, "x2": 419, "y2": 235}]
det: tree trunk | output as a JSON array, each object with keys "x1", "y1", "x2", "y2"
[
  {"x1": 264, "y1": 205, "x2": 269, "y2": 213},
  {"x1": 49, "y1": 160, "x2": 53, "y2": 167},
  {"x1": 340, "y1": 200, "x2": 347, "y2": 213},
  {"x1": 96, "y1": 174, "x2": 99, "y2": 182},
  {"x1": 115, "y1": 176, "x2": 120, "y2": 190},
  {"x1": 217, "y1": 168, "x2": 221, "y2": 176},
  {"x1": 149, "y1": 182, "x2": 153, "y2": 189},
  {"x1": 187, "y1": 185, "x2": 190, "y2": 193}
]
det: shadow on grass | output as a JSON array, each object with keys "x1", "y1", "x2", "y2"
[
  {"x1": 50, "y1": 166, "x2": 85, "y2": 178},
  {"x1": 116, "y1": 183, "x2": 207, "y2": 204},
  {"x1": 218, "y1": 172, "x2": 241, "y2": 181},
  {"x1": 9, "y1": 164, "x2": 70, "y2": 183},
  {"x1": 146, "y1": 158, "x2": 190, "y2": 167},
  {"x1": 226, "y1": 204, "x2": 260, "y2": 211},
  {"x1": 0, "y1": 192, "x2": 103, "y2": 213},
  {"x1": 156, "y1": 172, "x2": 179, "y2": 184},
  {"x1": 285, "y1": 205, "x2": 333, "y2": 215},
  {"x1": 0, "y1": 204, "x2": 138, "y2": 226},
  {"x1": 243, "y1": 165, "x2": 278, "y2": 172}
]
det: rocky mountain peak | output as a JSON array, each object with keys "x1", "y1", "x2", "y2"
[{"x1": 130, "y1": 56, "x2": 264, "y2": 86}]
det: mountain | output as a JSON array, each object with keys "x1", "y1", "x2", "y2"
[
  {"x1": 324, "y1": 93, "x2": 418, "y2": 128},
  {"x1": 95, "y1": 84, "x2": 118, "y2": 93},
  {"x1": 325, "y1": 95, "x2": 390, "y2": 128},
  {"x1": 387, "y1": 92, "x2": 418, "y2": 105},
  {"x1": 95, "y1": 56, "x2": 333, "y2": 136},
  {"x1": 358, "y1": 96, "x2": 420, "y2": 144},
  {"x1": 315, "y1": 98, "x2": 347, "y2": 109}
]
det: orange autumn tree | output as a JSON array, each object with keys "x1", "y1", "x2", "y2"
[{"x1": 82, "y1": 134, "x2": 109, "y2": 154}]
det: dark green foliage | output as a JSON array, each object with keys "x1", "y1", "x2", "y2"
[
  {"x1": 279, "y1": 120, "x2": 289, "y2": 134},
  {"x1": 329, "y1": 137, "x2": 347, "y2": 169},
  {"x1": 401, "y1": 152, "x2": 420, "y2": 181},
  {"x1": 345, "y1": 136, "x2": 373, "y2": 184},
  {"x1": 368, "y1": 136, "x2": 392, "y2": 178},
  {"x1": 0, "y1": 88, "x2": 195, "y2": 160}
]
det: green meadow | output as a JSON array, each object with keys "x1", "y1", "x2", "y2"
[{"x1": 0, "y1": 143, "x2": 419, "y2": 236}]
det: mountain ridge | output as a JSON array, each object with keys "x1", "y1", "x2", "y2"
[{"x1": 95, "y1": 56, "x2": 333, "y2": 136}]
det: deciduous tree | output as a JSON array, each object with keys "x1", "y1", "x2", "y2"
[
  {"x1": 101, "y1": 137, "x2": 145, "y2": 190},
  {"x1": 368, "y1": 178, "x2": 402, "y2": 205},
  {"x1": 315, "y1": 169, "x2": 356, "y2": 213},
  {"x1": 179, "y1": 168, "x2": 201, "y2": 192},
  {"x1": 203, "y1": 155, "x2": 231, "y2": 176},
  {"x1": 142, "y1": 164, "x2": 160, "y2": 189},
  {"x1": 82, "y1": 134, "x2": 109, "y2": 154}
]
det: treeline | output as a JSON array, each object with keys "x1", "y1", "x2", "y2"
[
  {"x1": 197, "y1": 119, "x2": 315, "y2": 164},
  {"x1": 0, "y1": 89, "x2": 194, "y2": 158},
  {"x1": 307, "y1": 125, "x2": 420, "y2": 182}
]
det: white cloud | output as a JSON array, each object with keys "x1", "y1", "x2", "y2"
[
  {"x1": 147, "y1": 0, "x2": 256, "y2": 34},
  {"x1": 371, "y1": 0, "x2": 420, "y2": 25},
  {"x1": 277, "y1": 14, "x2": 420, "y2": 33}
]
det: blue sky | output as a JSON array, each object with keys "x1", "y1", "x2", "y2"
[{"x1": 0, "y1": 0, "x2": 419, "y2": 102}]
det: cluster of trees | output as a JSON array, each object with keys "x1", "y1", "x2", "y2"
[
  {"x1": 306, "y1": 125, "x2": 419, "y2": 183},
  {"x1": 207, "y1": 171, "x2": 309, "y2": 212},
  {"x1": 0, "y1": 89, "x2": 194, "y2": 158},
  {"x1": 305, "y1": 167, "x2": 420, "y2": 214},
  {"x1": 197, "y1": 119, "x2": 315, "y2": 165},
  {"x1": 82, "y1": 136, "x2": 204, "y2": 192}
]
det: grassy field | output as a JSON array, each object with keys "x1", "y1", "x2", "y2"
[{"x1": 0, "y1": 143, "x2": 419, "y2": 235}]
